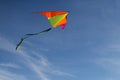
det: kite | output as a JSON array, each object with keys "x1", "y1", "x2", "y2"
[{"x1": 16, "y1": 11, "x2": 69, "y2": 50}]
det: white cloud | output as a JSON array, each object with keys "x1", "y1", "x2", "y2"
[
  {"x1": 21, "y1": 52, "x2": 50, "y2": 80},
  {"x1": 0, "y1": 35, "x2": 75, "y2": 80},
  {"x1": 94, "y1": 43, "x2": 120, "y2": 80},
  {"x1": 52, "y1": 70, "x2": 75, "y2": 77},
  {"x1": 97, "y1": 58, "x2": 120, "y2": 71},
  {"x1": 0, "y1": 63, "x2": 21, "y2": 69},
  {"x1": 0, "y1": 35, "x2": 50, "y2": 80},
  {"x1": 0, "y1": 70, "x2": 28, "y2": 80},
  {"x1": 39, "y1": 56, "x2": 51, "y2": 67}
]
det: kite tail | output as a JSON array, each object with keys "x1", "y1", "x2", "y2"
[
  {"x1": 26, "y1": 28, "x2": 52, "y2": 36},
  {"x1": 16, "y1": 36, "x2": 29, "y2": 51},
  {"x1": 16, "y1": 28, "x2": 52, "y2": 50}
]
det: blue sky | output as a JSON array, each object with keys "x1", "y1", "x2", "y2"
[{"x1": 0, "y1": 0, "x2": 120, "y2": 80}]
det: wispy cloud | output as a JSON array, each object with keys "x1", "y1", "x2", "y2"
[
  {"x1": 29, "y1": 52, "x2": 75, "y2": 77},
  {"x1": 94, "y1": 42, "x2": 120, "y2": 80},
  {"x1": 0, "y1": 35, "x2": 51, "y2": 80},
  {"x1": 0, "y1": 70, "x2": 28, "y2": 80},
  {"x1": 20, "y1": 51, "x2": 75, "y2": 80},
  {"x1": 0, "y1": 63, "x2": 21, "y2": 69},
  {"x1": 0, "y1": 35, "x2": 75, "y2": 80},
  {"x1": 52, "y1": 70, "x2": 75, "y2": 77},
  {"x1": 19, "y1": 51, "x2": 50, "y2": 80},
  {"x1": 96, "y1": 58, "x2": 120, "y2": 72}
]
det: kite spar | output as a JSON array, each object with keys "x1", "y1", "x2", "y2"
[{"x1": 16, "y1": 11, "x2": 69, "y2": 50}]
